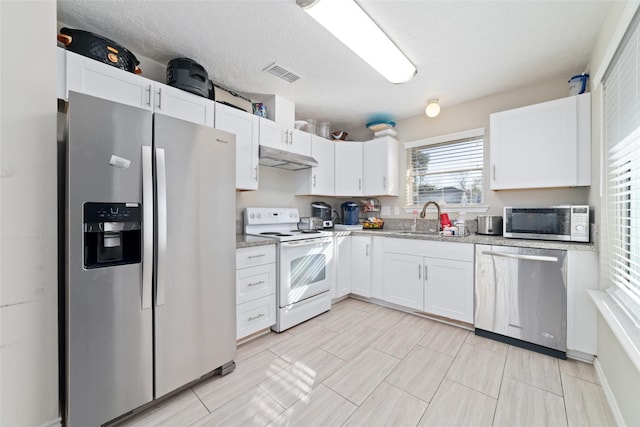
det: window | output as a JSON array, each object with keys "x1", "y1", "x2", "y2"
[
  {"x1": 405, "y1": 128, "x2": 484, "y2": 206},
  {"x1": 603, "y1": 11, "x2": 640, "y2": 318}
]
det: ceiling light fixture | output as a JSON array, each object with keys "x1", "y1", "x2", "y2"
[
  {"x1": 425, "y1": 99, "x2": 440, "y2": 118},
  {"x1": 297, "y1": 0, "x2": 416, "y2": 84}
]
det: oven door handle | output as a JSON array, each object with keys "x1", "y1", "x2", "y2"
[{"x1": 280, "y1": 237, "x2": 333, "y2": 247}]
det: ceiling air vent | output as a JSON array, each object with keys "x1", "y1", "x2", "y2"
[{"x1": 263, "y1": 63, "x2": 302, "y2": 83}]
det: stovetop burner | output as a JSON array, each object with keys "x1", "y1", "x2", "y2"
[
  {"x1": 290, "y1": 230, "x2": 321, "y2": 234},
  {"x1": 260, "y1": 232, "x2": 293, "y2": 237}
]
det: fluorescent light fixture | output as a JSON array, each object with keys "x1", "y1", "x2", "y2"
[
  {"x1": 298, "y1": 0, "x2": 416, "y2": 84},
  {"x1": 425, "y1": 99, "x2": 440, "y2": 118}
]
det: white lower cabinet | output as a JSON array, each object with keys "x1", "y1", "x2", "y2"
[
  {"x1": 383, "y1": 252, "x2": 424, "y2": 310},
  {"x1": 423, "y1": 257, "x2": 474, "y2": 323},
  {"x1": 334, "y1": 233, "x2": 352, "y2": 299},
  {"x1": 351, "y1": 235, "x2": 372, "y2": 297},
  {"x1": 567, "y1": 250, "x2": 598, "y2": 356},
  {"x1": 236, "y1": 245, "x2": 276, "y2": 340},
  {"x1": 383, "y1": 238, "x2": 474, "y2": 323}
]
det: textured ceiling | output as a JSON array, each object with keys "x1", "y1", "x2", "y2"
[{"x1": 56, "y1": 0, "x2": 610, "y2": 138}]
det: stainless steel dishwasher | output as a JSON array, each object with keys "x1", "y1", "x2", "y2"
[{"x1": 475, "y1": 244, "x2": 567, "y2": 359}]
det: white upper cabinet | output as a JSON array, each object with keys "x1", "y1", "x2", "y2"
[
  {"x1": 489, "y1": 93, "x2": 591, "y2": 190},
  {"x1": 363, "y1": 136, "x2": 400, "y2": 196},
  {"x1": 63, "y1": 49, "x2": 215, "y2": 127},
  {"x1": 258, "y1": 117, "x2": 312, "y2": 157},
  {"x1": 295, "y1": 135, "x2": 335, "y2": 196},
  {"x1": 215, "y1": 102, "x2": 259, "y2": 190},
  {"x1": 335, "y1": 141, "x2": 363, "y2": 196}
]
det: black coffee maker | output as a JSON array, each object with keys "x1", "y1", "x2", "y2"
[{"x1": 311, "y1": 202, "x2": 333, "y2": 228}]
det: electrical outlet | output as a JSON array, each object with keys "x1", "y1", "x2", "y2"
[
  {"x1": 394, "y1": 207, "x2": 400, "y2": 215},
  {"x1": 381, "y1": 206, "x2": 391, "y2": 216}
]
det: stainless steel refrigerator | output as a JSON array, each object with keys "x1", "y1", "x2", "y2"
[{"x1": 59, "y1": 92, "x2": 237, "y2": 426}]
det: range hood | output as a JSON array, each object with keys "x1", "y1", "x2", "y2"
[{"x1": 259, "y1": 145, "x2": 319, "y2": 170}]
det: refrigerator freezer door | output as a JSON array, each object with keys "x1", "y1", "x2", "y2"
[
  {"x1": 153, "y1": 113, "x2": 237, "y2": 398},
  {"x1": 65, "y1": 92, "x2": 153, "y2": 426}
]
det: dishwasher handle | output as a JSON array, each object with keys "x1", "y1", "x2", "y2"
[{"x1": 482, "y1": 250, "x2": 558, "y2": 263}]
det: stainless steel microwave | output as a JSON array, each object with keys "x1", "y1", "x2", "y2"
[{"x1": 503, "y1": 205, "x2": 590, "y2": 242}]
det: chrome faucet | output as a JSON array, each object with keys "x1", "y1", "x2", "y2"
[{"x1": 420, "y1": 201, "x2": 442, "y2": 231}]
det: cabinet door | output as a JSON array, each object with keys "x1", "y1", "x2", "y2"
[
  {"x1": 215, "y1": 103, "x2": 259, "y2": 190},
  {"x1": 351, "y1": 236, "x2": 372, "y2": 297},
  {"x1": 65, "y1": 50, "x2": 152, "y2": 110},
  {"x1": 424, "y1": 258, "x2": 474, "y2": 323},
  {"x1": 296, "y1": 136, "x2": 335, "y2": 195},
  {"x1": 335, "y1": 141, "x2": 363, "y2": 196},
  {"x1": 383, "y1": 253, "x2": 423, "y2": 310},
  {"x1": 334, "y1": 234, "x2": 352, "y2": 298},
  {"x1": 259, "y1": 118, "x2": 287, "y2": 150},
  {"x1": 363, "y1": 137, "x2": 399, "y2": 196},
  {"x1": 289, "y1": 128, "x2": 312, "y2": 156},
  {"x1": 490, "y1": 96, "x2": 579, "y2": 190},
  {"x1": 154, "y1": 83, "x2": 214, "y2": 127}
]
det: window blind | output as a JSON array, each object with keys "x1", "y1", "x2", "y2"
[
  {"x1": 406, "y1": 135, "x2": 484, "y2": 206},
  {"x1": 603, "y1": 11, "x2": 640, "y2": 313}
]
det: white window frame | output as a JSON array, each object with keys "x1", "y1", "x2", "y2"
[{"x1": 404, "y1": 128, "x2": 488, "y2": 214}]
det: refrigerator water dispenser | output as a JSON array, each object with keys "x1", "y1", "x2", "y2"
[{"x1": 83, "y1": 202, "x2": 141, "y2": 268}]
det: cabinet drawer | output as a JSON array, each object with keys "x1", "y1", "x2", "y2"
[
  {"x1": 236, "y1": 245, "x2": 276, "y2": 269},
  {"x1": 237, "y1": 295, "x2": 276, "y2": 340},
  {"x1": 237, "y1": 263, "x2": 276, "y2": 304}
]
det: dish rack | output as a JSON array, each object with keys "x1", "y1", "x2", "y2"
[{"x1": 359, "y1": 198, "x2": 384, "y2": 229}]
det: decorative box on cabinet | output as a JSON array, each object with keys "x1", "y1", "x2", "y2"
[
  {"x1": 295, "y1": 135, "x2": 335, "y2": 196},
  {"x1": 215, "y1": 102, "x2": 259, "y2": 190},
  {"x1": 236, "y1": 245, "x2": 276, "y2": 340},
  {"x1": 62, "y1": 48, "x2": 215, "y2": 127},
  {"x1": 489, "y1": 93, "x2": 591, "y2": 190},
  {"x1": 363, "y1": 136, "x2": 400, "y2": 196}
]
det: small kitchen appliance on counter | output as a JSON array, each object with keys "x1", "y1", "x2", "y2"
[
  {"x1": 341, "y1": 201, "x2": 359, "y2": 225},
  {"x1": 311, "y1": 201, "x2": 333, "y2": 228},
  {"x1": 476, "y1": 215, "x2": 503, "y2": 236},
  {"x1": 503, "y1": 205, "x2": 590, "y2": 242},
  {"x1": 298, "y1": 217, "x2": 323, "y2": 230}
]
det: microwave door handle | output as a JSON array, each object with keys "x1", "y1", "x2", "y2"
[
  {"x1": 155, "y1": 148, "x2": 167, "y2": 306},
  {"x1": 482, "y1": 251, "x2": 558, "y2": 263},
  {"x1": 141, "y1": 145, "x2": 153, "y2": 310}
]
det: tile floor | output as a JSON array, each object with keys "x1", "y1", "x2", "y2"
[{"x1": 119, "y1": 297, "x2": 616, "y2": 427}]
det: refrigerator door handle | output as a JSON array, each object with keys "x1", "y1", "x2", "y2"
[
  {"x1": 156, "y1": 147, "x2": 167, "y2": 306},
  {"x1": 141, "y1": 145, "x2": 153, "y2": 310}
]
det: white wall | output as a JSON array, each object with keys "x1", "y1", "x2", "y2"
[
  {"x1": 1, "y1": 1, "x2": 60, "y2": 426},
  {"x1": 390, "y1": 74, "x2": 591, "y2": 218},
  {"x1": 588, "y1": 2, "x2": 640, "y2": 426}
]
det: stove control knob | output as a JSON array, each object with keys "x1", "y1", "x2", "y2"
[
  {"x1": 250, "y1": 213, "x2": 254, "y2": 219},
  {"x1": 257, "y1": 213, "x2": 261, "y2": 219}
]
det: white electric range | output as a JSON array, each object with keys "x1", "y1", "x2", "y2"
[{"x1": 244, "y1": 208, "x2": 333, "y2": 332}]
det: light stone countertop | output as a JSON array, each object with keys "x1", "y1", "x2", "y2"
[
  {"x1": 346, "y1": 229, "x2": 598, "y2": 252},
  {"x1": 235, "y1": 234, "x2": 277, "y2": 249},
  {"x1": 236, "y1": 230, "x2": 597, "y2": 252}
]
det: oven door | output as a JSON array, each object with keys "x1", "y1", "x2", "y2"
[{"x1": 278, "y1": 237, "x2": 334, "y2": 307}]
